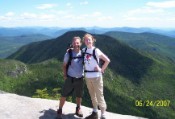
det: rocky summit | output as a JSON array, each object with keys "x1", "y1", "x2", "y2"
[{"x1": 0, "y1": 92, "x2": 147, "y2": 119}]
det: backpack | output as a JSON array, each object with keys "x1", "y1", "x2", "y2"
[
  {"x1": 66, "y1": 49, "x2": 83, "y2": 75},
  {"x1": 83, "y1": 47, "x2": 104, "y2": 72}
]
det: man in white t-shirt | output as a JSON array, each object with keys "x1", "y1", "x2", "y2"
[{"x1": 83, "y1": 33, "x2": 110, "y2": 119}]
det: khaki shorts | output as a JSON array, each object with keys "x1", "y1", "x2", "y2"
[{"x1": 61, "y1": 76, "x2": 84, "y2": 97}]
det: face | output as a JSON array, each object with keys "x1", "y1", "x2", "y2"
[
  {"x1": 72, "y1": 38, "x2": 81, "y2": 49},
  {"x1": 84, "y1": 36, "x2": 93, "y2": 47}
]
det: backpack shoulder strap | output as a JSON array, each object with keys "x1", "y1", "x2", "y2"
[
  {"x1": 82, "y1": 48, "x2": 87, "y2": 65},
  {"x1": 85, "y1": 47, "x2": 87, "y2": 53},
  {"x1": 66, "y1": 49, "x2": 72, "y2": 74},
  {"x1": 93, "y1": 47, "x2": 99, "y2": 64}
]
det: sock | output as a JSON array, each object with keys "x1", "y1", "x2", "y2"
[
  {"x1": 101, "y1": 111, "x2": 106, "y2": 117},
  {"x1": 93, "y1": 108, "x2": 98, "y2": 113}
]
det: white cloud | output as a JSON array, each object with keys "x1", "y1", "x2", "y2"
[
  {"x1": 63, "y1": 14, "x2": 75, "y2": 19},
  {"x1": 0, "y1": 16, "x2": 7, "y2": 20},
  {"x1": 122, "y1": 5, "x2": 175, "y2": 28},
  {"x1": 80, "y1": 1, "x2": 88, "y2": 5},
  {"x1": 0, "y1": 12, "x2": 15, "y2": 21},
  {"x1": 20, "y1": 13, "x2": 37, "y2": 19},
  {"x1": 39, "y1": 14, "x2": 55, "y2": 20},
  {"x1": 55, "y1": 10, "x2": 66, "y2": 15},
  {"x1": 168, "y1": 17, "x2": 175, "y2": 21},
  {"x1": 92, "y1": 12, "x2": 102, "y2": 17},
  {"x1": 66, "y1": 3, "x2": 72, "y2": 7},
  {"x1": 61, "y1": 11, "x2": 112, "y2": 22},
  {"x1": 5, "y1": 12, "x2": 15, "y2": 17},
  {"x1": 99, "y1": 16, "x2": 113, "y2": 21},
  {"x1": 36, "y1": 4, "x2": 57, "y2": 10},
  {"x1": 20, "y1": 12, "x2": 55, "y2": 21},
  {"x1": 49, "y1": 9, "x2": 68, "y2": 15},
  {"x1": 124, "y1": 1, "x2": 175, "y2": 22},
  {"x1": 66, "y1": 2, "x2": 73, "y2": 9},
  {"x1": 146, "y1": 0, "x2": 175, "y2": 8},
  {"x1": 126, "y1": 7, "x2": 164, "y2": 16}
]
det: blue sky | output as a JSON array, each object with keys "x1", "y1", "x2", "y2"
[{"x1": 0, "y1": 0, "x2": 175, "y2": 28}]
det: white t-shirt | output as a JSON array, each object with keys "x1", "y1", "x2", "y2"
[{"x1": 82, "y1": 47, "x2": 103, "y2": 78}]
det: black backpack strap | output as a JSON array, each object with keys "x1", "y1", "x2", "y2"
[
  {"x1": 85, "y1": 47, "x2": 87, "y2": 53},
  {"x1": 66, "y1": 49, "x2": 72, "y2": 75},
  {"x1": 84, "y1": 70, "x2": 98, "y2": 72},
  {"x1": 72, "y1": 56, "x2": 82, "y2": 59},
  {"x1": 82, "y1": 48, "x2": 87, "y2": 65},
  {"x1": 93, "y1": 47, "x2": 99, "y2": 64},
  {"x1": 68, "y1": 49, "x2": 72, "y2": 65}
]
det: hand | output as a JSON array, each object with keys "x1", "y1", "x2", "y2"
[
  {"x1": 101, "y1": 69, "x2": 105, "y2": 73},
  {"x1": 63, "y1": 75, "x2": 67, "y2": 80},
  {"x1": 66, "y1": 48, "x2": 73, "y2": 52}
]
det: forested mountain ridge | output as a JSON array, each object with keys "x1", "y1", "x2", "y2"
[
  {"x1": 0, "y1": 34, "x2": 51, "y2": 58},
  {"x1": 105, "y1": 31, "x2": 175, "y2": 63},
  {"x1": 8, "y1": 30, "x2": 153, "y2": 82}
]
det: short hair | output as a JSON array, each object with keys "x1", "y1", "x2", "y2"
[{"x1": 72, "y1": 36, "x2": 81, "y2": 43}]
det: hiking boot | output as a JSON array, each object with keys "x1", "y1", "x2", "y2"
[
  {"x1": 85, "y1": 111, "x2": 98, "y2": 119},
  {"x1": 57, "y1": 109, "x2": 62, "y2": 119},
  {"x1": 75, "y1": 106, "x2": 83, "y2": 117}
]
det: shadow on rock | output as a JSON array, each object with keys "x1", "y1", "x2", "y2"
[
  {"x1": 39, "y1": 109, "x2": 81, "y2": 119},
  {"x1": 39, "y1": 109, "x2": 57, "y2": 119}
]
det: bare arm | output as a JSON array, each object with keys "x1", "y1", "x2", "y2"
[
  {"x1": 63, "y1": 62, "x2": 67, "y2": 80},
  {"x1": 99, "y1": 54, "x2": 110, "y2": 73}
]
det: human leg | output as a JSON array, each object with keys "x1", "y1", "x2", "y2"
[
  {"x1": 85, "y1": 78, "x2": 98, "y2": 119},
  {"x1": 85, "y1": 78, "x2": 98, "y2": 111},
  {"x1": 58, "y1": 97, "x2": 66, "y2": 109},
  {"x1": 57, "y1": 77, "x2": 74, "y2": 118},
  {"x1": 93, "y1": 76, "x2": 107, "y2": 118},
  {"x1": 74, "y1": 77, "x2": 84, "y2": 117}
]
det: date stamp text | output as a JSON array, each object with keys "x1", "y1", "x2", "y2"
[{"x1": 135, "y1": 100, "x2": 170, "y2": 107}]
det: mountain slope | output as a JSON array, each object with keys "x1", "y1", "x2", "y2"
[
  {"x1": 105, "y1": 31, "x2": 175, "y2": 62},
  {"x1": 0, "y1": 58, "x2": 174, "y2": 119},
  {"x1": 8, "y1": 30, "x2": 153, "y2": 82},
  {"x1": 0, "y1": 59, "x2": 63, "y2": 96},
  {"x1": 0, "y1": 34, "x2": 51, "y2": 58}
]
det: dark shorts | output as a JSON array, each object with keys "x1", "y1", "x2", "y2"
[{"x1": 61, "y1": 76, "x2": 84, "y2": 98}]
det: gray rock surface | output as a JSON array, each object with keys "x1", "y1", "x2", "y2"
[
  {"x1": 0, "y1": 90, "x2": 6, "y2": 94},
  {"x1": 0, "y1": 93, "x2": 147, "y2": 119}
]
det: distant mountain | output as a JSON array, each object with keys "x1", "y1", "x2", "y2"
[
  {"x1": 0, "y1": 27, "x2": 62, "y2": 37},
  {"x1": 0, "y1": 34, "x2": 51, "y2": 58},
  {"x1": 105, "y1": 31, "x2": 175, "y2": 62},
  {"x1": 0, "y1": 27, "x2": 87, "y2": 37},
  {"x1": 1, "y1": 27, "x2": 175, "y2": 38},
  {"x1": 108, "y1": 27, "x2": 175, "y2": 37},
  {"x1": 84, "y1": 27, "x2": 175, "y2": 38}
]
